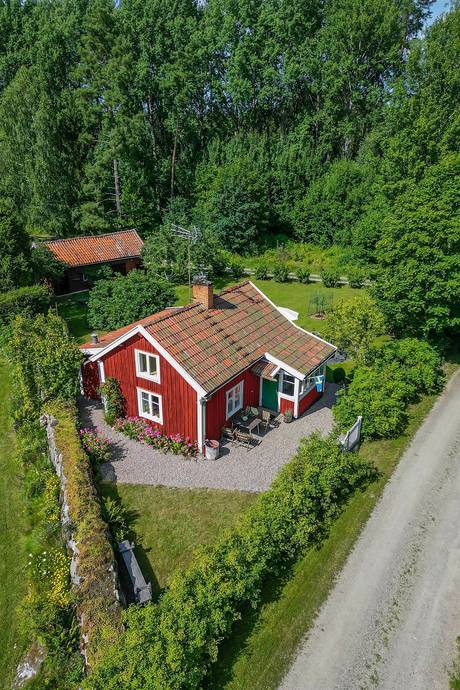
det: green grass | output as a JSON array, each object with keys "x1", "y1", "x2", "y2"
[
  {"x1": 226, "y1": 243, "x2": 352, "y2": 276},
  {"x1": 206, "y1": 378, "x2": 453, "y2": 690},
  {"x1": 99, "y1": 483, "x2": 257, "y2": 595},
  {"x1": 56, "y1": 292, "x2": 108, "y2": 344},
  {"x1": 0, "y1": 358, "x2": 28, "y2": 690}
]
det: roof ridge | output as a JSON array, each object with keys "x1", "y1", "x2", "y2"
[
  {"x1": 43, "y1": 229, "x2": 140, "y2": 244},
  {"x1": 217, "y1": 280, "x2": 251, "y2": 296}
]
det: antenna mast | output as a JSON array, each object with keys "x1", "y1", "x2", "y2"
[{"x1": 170, "y1": 224, "x2": 199, "y2": 303}]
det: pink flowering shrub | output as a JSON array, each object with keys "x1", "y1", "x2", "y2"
[
  {"x1": 79, "y1": 428, "x2": 111, "y2": 464},
  {"x1": 113, "y1": 417, "x2": 198, "y2": 458}
]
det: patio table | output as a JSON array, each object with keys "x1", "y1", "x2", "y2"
[{"x1": 233, "y1": 414, "x2": 262, "y2": 436}]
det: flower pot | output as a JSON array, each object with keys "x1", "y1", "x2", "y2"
[{"x1": 204, "y1": 439, "x2": 220, "y2": 460}]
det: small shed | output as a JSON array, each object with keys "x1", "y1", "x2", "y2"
[{"x1": 37, "y1": 229, "x2": 144, "y2": 295}]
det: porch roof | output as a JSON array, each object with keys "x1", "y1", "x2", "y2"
[{"x1": 251, "y1": 359, "x2": 278, "y2": 380}]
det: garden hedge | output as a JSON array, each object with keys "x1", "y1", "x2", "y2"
[
  {"x1": 0, "y1": 284, "x2": 51, "y2": 324},
  {"x1": 45, "y1": 401, "x2": 122, "y2": 670},
  {"x1": 86, "y1": 434, "x2": 375, "y2": 690}
]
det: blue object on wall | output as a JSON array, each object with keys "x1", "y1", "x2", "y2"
[{"x1": 314, "y1": 375, "x2": 325, "y2": 392}]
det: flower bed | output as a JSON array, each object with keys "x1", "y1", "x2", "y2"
[
  {"x1": 113, "y1": 416, "x2": 198, "y2": 458},
  {"x1": 79, "y1": 428, "x2": 111, "y2": 465}
]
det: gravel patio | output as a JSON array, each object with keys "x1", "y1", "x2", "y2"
[{"x1": 79, "y1": 385, "x2": 338, "y2": 492}]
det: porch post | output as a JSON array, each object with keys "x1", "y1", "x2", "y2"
[{"x1": 293, "y1": 377, "x2": 300, "y2": 418}]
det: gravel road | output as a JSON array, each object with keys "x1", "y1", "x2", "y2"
[{"x1": 280, "y1": 369, "x2": 460, "y2": 690}]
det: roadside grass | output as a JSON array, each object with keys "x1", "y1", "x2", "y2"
[
  {"x1": 99, "y1": 483, "x2": 257, "y2": 596},
  {"x1": 206, "y1": 381, "x2": 449, "y2": 690},
  {"x1": 0, "y1": 358, "x2": 28, "y2": 690},
  {"x1": 226, "y1": 243, "x2": 352, "y2": 275}
]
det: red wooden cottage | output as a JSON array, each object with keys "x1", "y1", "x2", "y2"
[
  {"x1": 80, "y1": 280, "x2": 336, "y2": 453},
  {"x1": 38, "y1": 229, "x2": 144, "y2": 294}
]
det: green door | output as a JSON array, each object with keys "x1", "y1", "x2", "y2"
[{"x1": 262, "y1": 379, "x2": 278, "y2": 411}]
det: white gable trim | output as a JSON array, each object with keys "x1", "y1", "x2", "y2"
[
  {"x1": 248, "y1": 281, "x2": 337, "y2": 350},
  {"x1": 86, "y1": 324, "x2": 206, "y2": 397},
  {"x1": 264, "y1": 353, "x2": 304, "y2": 380}
]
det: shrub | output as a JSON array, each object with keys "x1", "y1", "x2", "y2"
[
  {"x1": 85, "y1": 435, "x2": 375, "y2": 689},
  {"x1": 332, "y1": 366, "x2": 346, "y2": 383},
  {"x1": 113, "y1": 416, "x2": 198, "y2": 457},
  {"x1": 321, "y1": 269, "x2": 340, "y2": 287},
  {"x1": 370, "y1": 338, "x2": 443, "y2": 399},
  {"x1": 0, "y1": 284, "x2": 51, "y2": 325},
  {"x1": 254, "y1": 263, "x2": 269, "y2": 279},
  {"x1": 296, "y1": 266, "x2": 310, "y2": 283},
  {"x1": 99, "y1": 377, "x2": 125, "y2": 426},
  {"x1": 10, "y1": 311, "x2": 83, "y2": 419},
  {"x1": 333, "y1": 363, "x2": 414, "y2": 439},
  {"x1": 273, "y1": 263, "x2": 289, "y2": 282},
  {"x1": 228, "y1": 259, "x2": 245, "y2": 280},
  {"x1": 322, "y1": 294, "x2": 386, "y2": 363},
  {"x1": 79, "y1": 428, "x2": 111, "y2": 465},
  {"x1": 102, "y1": 496, "x2": 129, "y2": 542},
  {"x1": 87, "y1": 270, "x2": 176, "y2": 331},
  {"x1": 346, "y1": 266, "x2": 367, "y2": 288}
]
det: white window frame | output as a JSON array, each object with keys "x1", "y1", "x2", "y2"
[
  {"x1": 226, "y1": 381, "x2": 244, "y2": 419},
  {"x1": 137, "y1": 387, "x2": 163, "y2": 424},
  {"x1": 135, "y1": 349, "x2": 160, "y2": 383},
  {"x1": 279, "y1": 371, "x2": 296, "y2": 399}
]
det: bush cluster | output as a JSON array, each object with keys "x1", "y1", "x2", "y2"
[
  {"x1": 86, "y1": 434, "x2": 375, "y2": 689},
  {"x1": 79, "y1": 428, "x2": 111, "y2": 465},
  {"x1": 114, "y1": 416, "x2": 198, "y2": 458},
  {"x1": 296, "y1": 266, "x2": 311, "y2": 283},
  {"x1": 0, "y1": 284, "x2": 51, "y2": 325},
  {"x1": 273, "y1": 263, "x2": 289, "y2": 282},
  {"x1": 45, "y1": 401, "x2": 122, "y2": 669},
  {"x1": 99, "y1": 377, "x2": 125, "y2": 425},
  {"x1": 320, "y1": 269, "x2": 340, "y2": 287},
  {"x1": 333, "y1": 338, "x2": 444, "y2": 439}
]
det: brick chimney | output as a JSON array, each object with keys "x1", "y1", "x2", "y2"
[{"x1": 192, "y1": 274, "x2": 214, "y2": 309}]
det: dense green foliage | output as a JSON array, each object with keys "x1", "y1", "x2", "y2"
[
  {"x1": 333, "y1": 338, "x2": 443, "y2": 438},
  {"x1": 0, "y1": 2, "x2": 457, "y2": 341},
  {"x1": 99, "y1": 376, "x2": 125, "y2": 425},
  {"x1": 10, "y1": 311, "x2": 83, "y2": 419},
  {"x1": 322, "y1": 294, "x2": 385, "y2": 362},
  {"x1": 86, "y1": 434, "x2": 375, "y2": 689},
  {"x1": 0, "y1": 284, "x2": 51, "y2": 324},
  {"x1": 87, "y1": 270, "x2": 176, "y2": 330}
]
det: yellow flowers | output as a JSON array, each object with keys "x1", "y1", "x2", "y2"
[{"x1": 28, "y1": 548, "x2": 70, "y2": 609}]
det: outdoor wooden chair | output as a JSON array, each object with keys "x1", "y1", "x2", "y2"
[
  {"x1": 258, "y1": 408, "x2": 272, "y2": 432},
  {"x1": 221, "y1": 426, "x2": 236, "y2": 445},
  {"x1": 271, "y1": 413, "x2": 284, "y2": 428},
  {"x1": 235, "y1": 429, "x2": 259, "y2": 450}
]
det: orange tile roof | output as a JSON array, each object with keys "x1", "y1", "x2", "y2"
[
  {"x1": 82, "y1": 282, "x2": 336, "y2": 394},
  {"x1": 43, "y1": 230, "x2": 143, "y2": 267}
]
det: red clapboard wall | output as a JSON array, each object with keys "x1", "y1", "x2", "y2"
[
  {"x1": 205, "y1": 368, "x2": 259, "y2": 441},
  {"x1": 82, "y1": 360, "x2": 100, "y2": 400},
  {"x1": 101, "y1": 332, "x2": 198, "y2": 441},
  {"x1": 298, "y1": 386, "x2": 322, "y2": 416},
  {"x1": 279, "y1": 397, "x2": 295, "y2": 415}
]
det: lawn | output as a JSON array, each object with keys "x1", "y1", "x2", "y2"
[
  {"x1": 56, "y1": 291, "x2": 95, "y2": 344},
  {"x1": 99, "y1": 483, "x2": 257, "y2": 596},
  {"x1": 205, "y1": 369, "x2": 456, "y2": 690},
  {"x1": 0, "y1": 357, "x2": 28, "y2": 690}
]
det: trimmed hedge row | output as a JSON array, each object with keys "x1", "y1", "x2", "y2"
[
  {"x1": 45, "y1": 401, "x2": 122, "y2": 670},
  {"x1": 86, "y1": 434, "x2": 376, "y2": 690},
  {"x1": 0, "y1": 284, "x2": 51, "y2": 324}
]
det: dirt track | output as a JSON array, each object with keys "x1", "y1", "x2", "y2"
[{"x1": 280, "y1": 369, "x2": 460, "y2": 690}]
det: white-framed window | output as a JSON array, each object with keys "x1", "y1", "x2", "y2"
[
  {"x1": 137, "y1": 387, "x2": 163, "y2": 424},
  {"x1": 281, "y1": 372, "x2": 295, "y2": 397},
  {"x1": 135, "y1": 349, "x2": 160, "y2": 382},
  {"x1": 304, "y1": 364, "x2": 326, "y2": 393},
  {"x1": 226, "y1": 381, "x2": 244, "y2": 419}
]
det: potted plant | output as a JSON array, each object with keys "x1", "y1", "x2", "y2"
[{"x1": 283, "y1": 409, "x2": 293, "y2": 424}]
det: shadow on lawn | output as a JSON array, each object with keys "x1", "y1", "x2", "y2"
[{"x1": 100, "y1": 482, "x2": 161, "y2": 600}]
